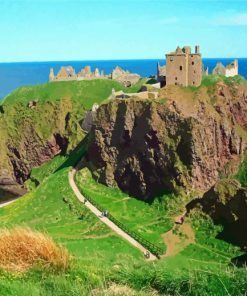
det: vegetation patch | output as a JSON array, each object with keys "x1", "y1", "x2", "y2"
[
  {"x1": 0, "y1": 227, "x2": 69, "y2": 272},
  {"x1": 75, "y1": 167, "x2": 180, "y2": 250}
]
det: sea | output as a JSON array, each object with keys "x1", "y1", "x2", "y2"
[{"x1": 0, "y1": 58, "x2": 247, "y2": 100}]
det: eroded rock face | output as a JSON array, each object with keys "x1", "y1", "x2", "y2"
[
  {"x1": 0, "y1": 96, "x2": 84, "y2": 198},
  {"x1": 87, "y1": 82, "x2": 247, "y2": 200},
  {"x1": 187, "y1": 179, "x2": 247, "y2": 248},
  {"x1": 8, "y1": 133, "x2": 68, "y2": 184}
]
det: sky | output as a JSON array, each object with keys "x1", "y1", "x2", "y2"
[{"x1": 0, "y1": 0, "x2": 246, "y2": 62}]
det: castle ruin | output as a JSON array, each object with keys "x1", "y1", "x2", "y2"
[
  {"x1": 49, "y1": 65, "x2": 105, "y2": 82},
  {"x1": 111, "y1": 66, "x2": 140, "y2": 87},
  {"x1": 49, "y1": 65, "x2": 140, "y2": 87},
  {"x1": 212, "y1": 59, "x2": 238, "y2": 77},
  {"x1": 157, "y1": 45, "x2": 202, "y2": 87}
]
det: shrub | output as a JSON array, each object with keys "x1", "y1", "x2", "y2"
[{"x1": 0, "y1": 227, "x2": 70, "y2": 272}]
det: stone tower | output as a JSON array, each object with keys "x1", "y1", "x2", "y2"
[
  {"x1": 49, "y1": 68, "x2": 55, "y2": 81},
  {"x1": 166, "y1": 45, "x2": 202, "y2": 87}
]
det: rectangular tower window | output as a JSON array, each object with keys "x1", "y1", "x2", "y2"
[
  {"x1": 180, "y1": 66, "x2": 182, "y2": 70},
  {"x1": 192, "y1": 61, "x2": 194, "y2": 65}
]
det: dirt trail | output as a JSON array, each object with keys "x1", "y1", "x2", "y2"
[
  {"x1": 68, "y1": 166, "x2": 157, "y2": 261},
  {"x1": 163, "y1": 223, "x2": 195, "y2": 257}
]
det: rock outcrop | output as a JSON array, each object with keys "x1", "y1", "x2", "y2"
[
  {"x1": 86, "y1": 81, "x2": 247, "y2": 200},
  {"x1": 187, "y1": 179, "x2": 247, "y2": 248},
  {"x1": 0, "y1": 96, "x2": 84, "y2": 199}
]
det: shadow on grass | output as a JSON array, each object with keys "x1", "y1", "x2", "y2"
[
  {"x1": 186, "y1": 192, "x2": 247, "y2": 267},
  {"x1": 55, "y1": 135, "x2": 89, "y2": 173},
  {"x1": 231, "y1": 253, "x2": 247, "y2": 267}
]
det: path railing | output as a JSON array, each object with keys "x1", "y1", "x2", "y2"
[{"x1": 80, "y1": 187, "x2": 164, "y2": 258}]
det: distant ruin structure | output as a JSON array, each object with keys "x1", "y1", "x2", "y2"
[
  {"x1": 111, "y1": 66, "x2": 140, "y2": 87},
  {"x1": 49, "y1": 65, "x2": 140, "y2": 87},
  {"x1": 212, "y1": 59, "x2": 238, "y2": 77},
  {"x1": 157, "y1": 45, "x2": 203, "y2": 87},
  {"x1": 49, "y1": 65, "x2": 106, "y2": 82},
  {"x1": 157, "y1": 63, "x2": 166, "y2": 86}
]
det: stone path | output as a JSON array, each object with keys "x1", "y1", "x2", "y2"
[{"x1": 68, "y1": 167, "x2": 157, "y2": 261}]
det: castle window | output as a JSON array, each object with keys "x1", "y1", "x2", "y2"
[
  {"x1": 175, "y1": 77, "x2": 178, "y2": 80},
  {"x1": 175, "y1": 82, "x2": 178, "y2": 85},
  {"x1": 180, "y1": 66, "x2": 182, "y2": 70},
  {"x1": 193, "y1": 81, "x2": 195, "y2": 85},
  {"x1": 170, "y1": 58, "x2": 174, "y2": 62},
  {"x1": 192, "y1": 61, "x2": 194, "y2": 65}
]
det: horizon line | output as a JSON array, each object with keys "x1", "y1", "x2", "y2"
[{"x1": 0, "y1": 57, "x2": 246, "y2": 64}]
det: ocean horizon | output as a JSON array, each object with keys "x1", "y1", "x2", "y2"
[{"x1": 0, "y1": 58, "x2": 247, "y2": 100}]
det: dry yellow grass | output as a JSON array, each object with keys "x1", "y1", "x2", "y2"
[{"x1": 0, "y1": 227, "x2": 70, "y2": 272}]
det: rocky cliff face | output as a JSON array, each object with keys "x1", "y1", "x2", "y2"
[
  {"x1": 187, "y1": 179, "x2": 247, "y2": 248},
  {"x1": 87, "y1": 81, "x2": 247, "y2": 200},
  {"x1": 0, "y1": 97, "x2": 84, "y2": 199}
]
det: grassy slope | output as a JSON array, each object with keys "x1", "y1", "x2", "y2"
[
  {"x1": 0, "y1": 78, "x2": 146, "y2": 201},
  {"x1": 2, "y1": 78, "x2": 147, "y2": 108},
  {"x1": 1, "y1": 149, "x2": 244, "y2": 295},
  {"x1": 75, "y1": 167, "x2": 175, "y2": 250},
  {"x1": 0, "y1": 143, "x2": 141, "y2": 264},
  {"x1": 0, "y1": 78, "x2": 246, "y2": 294}
]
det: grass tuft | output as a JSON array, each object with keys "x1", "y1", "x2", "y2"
[{"x1": 0, "y1": 227, "x2": 70, "y2": 272}]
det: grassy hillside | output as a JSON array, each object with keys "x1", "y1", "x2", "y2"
[
  {"x1": 2, "y1": 78, "x2": 147, "y2": 108},
  {"x1": 75, "y1": 167, "x2": 176, "y2": 250},
  {"x1": 0, "y1": 78, "x2": 146, "y2": 201},
  {"x1": 0, "y1": 148, "x2": 245, "y2": 294},
  {"x1": 0, "y1": 78, "x2": 246, "y2": 294}
]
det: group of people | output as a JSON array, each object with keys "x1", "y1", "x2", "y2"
[{"x1": 100, "y1": 210, "x2": 108, "y2": 218}]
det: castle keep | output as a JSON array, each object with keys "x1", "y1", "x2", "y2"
[{"x1": 158, "y1": 45, "x2": 202, "y2": 87}]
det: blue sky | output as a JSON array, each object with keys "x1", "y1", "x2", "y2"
[{"x1": 0, "y1": 0, "x2": 246, "y2": 62}]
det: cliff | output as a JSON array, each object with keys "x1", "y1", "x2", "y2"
[
  {"x1": 0, "y1": 96, "x2": 84, "y2": 199},
  {"x1": 87, "y1": 78, "x2": 247, "y2": 200},
  {"x1": 187, "y1": 179, "x2": 247, "y2": 249}
]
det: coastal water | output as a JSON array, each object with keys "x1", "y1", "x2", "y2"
[{"x1": 0, "y1": 58, "x2": 247, "y2": 99}]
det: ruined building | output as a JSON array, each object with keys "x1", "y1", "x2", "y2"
[
  {"x1": 49, "y1": 65, "x2": 106, "y2": 82},
  {"x1": 157, "y1": 63, "x2": 166, "y2": 86},
  {"x1": 111, "y1": 66, "x2": 140, "y2": 87},
  {"x1": 166, "y1": 45, "x2": 202, "y2": 86},
  {"x1": 212, "y1": 59, "x2": 238, "y2": 77},
  {"x1": 157, "y1": 45, "x2": 202, "y2": 87},
  {"x1": 49, "y1": 65, "x2": 140, "y2": 87}
]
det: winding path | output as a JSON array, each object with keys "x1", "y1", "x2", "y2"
[{"x1": 68, "y1": 166, "x2": 157, "y2": 260}]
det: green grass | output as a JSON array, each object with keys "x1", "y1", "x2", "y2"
[
  {"x1": 0, "y1": 76, "x2": 247, "y2": 294},
  {"x1": 75, "y1": 167, "x2": 182, "y2": 251},
  {"x1": 2, "y1": 79, "x2": 146, "y2": 109},
  {"x1": 0, "y1": 149, "x2": 246, "y2": 294},
  {"x1": 0, "y1": 145, "x2": 142, "y2": 267}
]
